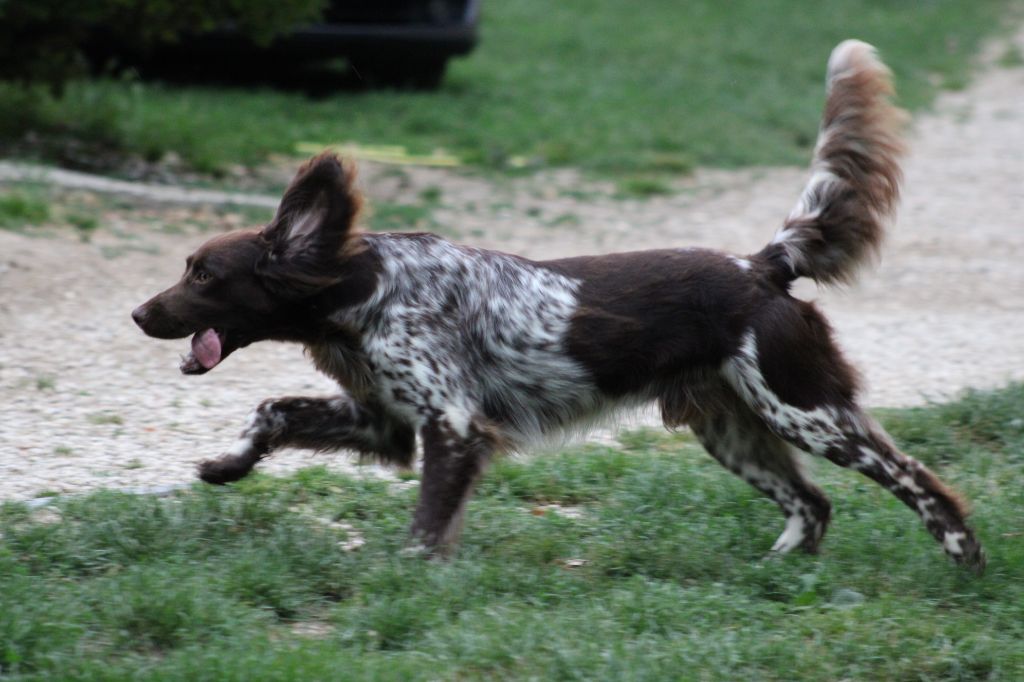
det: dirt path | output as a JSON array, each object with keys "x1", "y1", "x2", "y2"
[{"x1": 2, "y1": 35, "x2": 1022, "y2": 501}]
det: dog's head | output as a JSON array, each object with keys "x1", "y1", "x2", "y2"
[{"x1": 132, "y1": 153, "x2": 371, "y2": 374}]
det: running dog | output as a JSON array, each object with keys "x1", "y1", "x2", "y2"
[{"x1": 132, "y1": 41, "x2": 984, "y2": 570}]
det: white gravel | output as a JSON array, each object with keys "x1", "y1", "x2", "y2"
[{"x1": 1, "y1": 32, "x2": 1022, "y2": 501}]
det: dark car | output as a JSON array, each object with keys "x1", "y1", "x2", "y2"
[{"x1": 88, "y1": 0, "x2": 480, "y2": 90}]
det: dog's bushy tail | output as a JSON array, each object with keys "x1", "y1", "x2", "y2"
[{"x1": 760, "y1": 40, "x2": 907, "y2": 285}]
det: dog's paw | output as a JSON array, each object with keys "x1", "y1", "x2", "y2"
[
  {"x1": 957, "y1": 539, "x2": 987, "y2": 576},
  {"x1": 197, "y1": 455, "x2": 253, "y2": 485},
  {"x1": 942, "y1": 529, "x2": 986, "y2": 575}
]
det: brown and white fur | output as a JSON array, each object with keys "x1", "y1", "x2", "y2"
[{"x1": 132, "y1": 41, "x2": 984, "y2": 570}]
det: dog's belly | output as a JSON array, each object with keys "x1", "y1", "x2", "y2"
[{"x1": 475, "y1": 343, "x2": 604, "y2": 441}]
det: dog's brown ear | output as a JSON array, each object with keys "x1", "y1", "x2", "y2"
[
  {"x1": 257, "y1": 153, "x2": 363, "y2": 295},
  {"x1": 263, "y1": 152, "x2": 362, "y2": 260}
]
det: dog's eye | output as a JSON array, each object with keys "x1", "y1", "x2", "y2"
[{"x1": 193, "y1": 269, "x2": 212, "y2": 284}]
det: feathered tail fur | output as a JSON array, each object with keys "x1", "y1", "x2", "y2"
[{"x1": 762, "y1": 40, "x2": 907, "y2": 285}]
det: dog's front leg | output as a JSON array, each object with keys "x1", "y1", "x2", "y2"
[
  {"x1": 409, "y1": 414, "x2": 495, "y2": 555},
  {"x1": 198, "y1": 396, "x2": 414, "y2": 484}
]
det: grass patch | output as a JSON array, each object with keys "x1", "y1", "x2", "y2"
[
  {"x1": 66, "y1": 211, "x2": 99, "y2": 235},
  {"x1": 86, "y1": 412, "x2": 124, "y2": 426},
  {"x1": 34, "y1": 375, "x2": 56, "y2": 391},
  {"x1": 367, "y1": 185, "x2": 444, "y2": 233},
  {"x1": 0, "y1": 0, "x2": 1013, "y2": 177},
  {"x1": 0, "y1": 190, "x2": 49, "y2": 231},
  {"x1": 2, "y1": 385, "x2": 1023, "y2": 679},
  {"x1": 0, "y1": 182, "x2": 274, "y2": 243},
  {"x1": 367, "y1": 201, "x2": 437, "y2": 233},
  {"x1": 0, "y1": 185, "x2": 110, "y2": 244},
  {"x1": 997, "y1": 44, "x2": 1024, "y2": 68},
  {"x1": 616, "y1": 176, "x2": 674, "y2": 198}
]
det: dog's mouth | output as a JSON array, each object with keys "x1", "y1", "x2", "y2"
[{"x1": 181, "y1": 328, "x2": 232, "y2": 375}]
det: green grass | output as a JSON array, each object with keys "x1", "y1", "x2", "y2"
[
  {"x1": 617, "y1": 176, "x2": 674, "y2": 198},
  {"x1": 0, "y1": 0, "x2": 1014, "y2": 177},
  {"x1": 997, "y1": 44, "x2": 1024, "y2": 67},
  {"x1": 0, "y1": 182, "x2": 274, "y2": 239},
  {"x1": 2, "y1": 384, "x2": 1023, "y2": 680},
  {"x1": 0, "y1": 190, "x2": 50, "y2": 231},
  {"x1": 368, "y1": 200, "x2": 438, "y2": 233}
]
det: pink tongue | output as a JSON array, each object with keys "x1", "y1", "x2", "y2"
[{"x1": 191, "y1": 329, "x2": 222, "y2": 369}]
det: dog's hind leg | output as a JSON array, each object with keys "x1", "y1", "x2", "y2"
[
  {"x1": 687, "y1": 398, "x2": 832, "y2": 555},
  {"x1": 723, "y1": 329, "x2": 985, "y2": 571},
  {"x1": 198, "y1": 395, "x2": 414, "y2": 484},
  {"x1": 409, "y1": 412, "x2": 496, "y2": 555}
]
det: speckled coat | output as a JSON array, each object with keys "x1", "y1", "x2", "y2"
[{"x1": 133, "y1": 41, "x2": 984, "y2": 569}]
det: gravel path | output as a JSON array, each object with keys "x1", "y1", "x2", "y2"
[{"x1": 2, "y1": 34, "x2": 1022, "y2": 501}]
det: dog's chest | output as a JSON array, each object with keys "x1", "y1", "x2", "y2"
[
  {"x1": 307, "y1": 335, "x2": 375, "y2": 400},
  {"x1": 351, "y1": 237, "x2": 596, "y2": 423}
]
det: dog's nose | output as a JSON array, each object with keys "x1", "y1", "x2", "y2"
[{"x1": 131, "y1": 305, "x2": 148, "y2": 329}]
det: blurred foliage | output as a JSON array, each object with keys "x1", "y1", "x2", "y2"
[
  {"x1": 0, "y1": 0, "x2": 1014, "y2": 175},
  {"x1": 0, "y1": 0, "x2": 327, "y2": 91}
]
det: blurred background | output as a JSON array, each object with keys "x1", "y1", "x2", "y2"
[{"x1": 0, "y1": 0, "x2": 1015, "y2": 180}]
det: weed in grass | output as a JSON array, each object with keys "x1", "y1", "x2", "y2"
[
  {"x1": 368, "y1": 201, "x2": 437, "y2": 233},
  {"x1": 87, "y1": 412, "x2": 124, "y2": 426},
  {"x1": 643, "y1": 152, "x2": 696, "y2": 175},
  {"x1": 0, "y1": 190, "x2": 49, "y2": 230},
  {"x1": 942, "y1": 73, "x2": 970, "y2": 91},
  {"x1": 34, "y1": 375, "x2": 56, "y2": 391},
  {"x1": 157, "y1": 222, "x2": 187, "y2": 235},
  {"x1": 66, "y1": 211, "x2": 99, "y2": 240},
  {"x1": 545, "y1": 212, "x2": 581, "y2": 228},
  {"x1": 617, "y1": 176, "x2": 673, "y2": 198},
  {"x1": 559, "y1": 194, "x2": 599, "y2": 211},
  {"x1": 418, "y1": 186, "x2": 442, "y2": 205},
  {"x1": 53, "y1": 446, "x2": 74, "y2": 456},
  {"x1": 998, "y1": 44, "x2": 1024, "y2": 68},
  {"x1": 616, "y1": 426, "x2": 695, "y2": 453}
]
